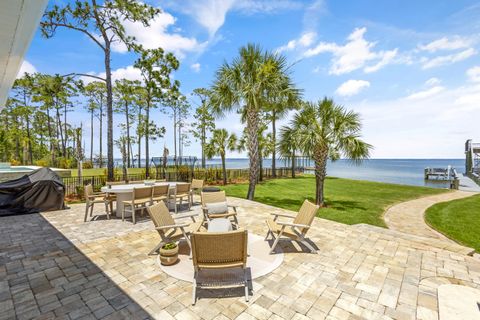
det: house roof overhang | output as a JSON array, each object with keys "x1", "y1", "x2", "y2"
[{"x1": 0, "y1": 0, "x2": 48, "y2": 110}]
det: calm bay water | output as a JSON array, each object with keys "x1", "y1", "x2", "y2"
[
  {"x1": 117, "y1": 158, "x2": 465, "y2": 189},
  {"x1": 207, "y1": 158, "x2": 465, "y2": 188}
]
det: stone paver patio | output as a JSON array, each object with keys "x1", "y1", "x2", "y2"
[{"x1": 1, "y1": 196, "x2": 480, "y2": 319}]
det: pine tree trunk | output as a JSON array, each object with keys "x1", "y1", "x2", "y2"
[
  {"x1": 99, "y1": 101, "x2": 103, "y2": 168},
  {"x1": 25, "y1": 115, "x2": 32, "y2": 164},
  {"x1": 246, "y1": 107, "x2": 259, "y2": 200},
  {"x1": 271, "y1": 112, "x2": 276, "y2": 178},
  {"x1": 90, "y1": 110, "x2": 94, "y2": 163},
  {"x1": 313, "y1": 147, "x2": 328, "y2": 206},
  {"x1": 137, "y1": 106, "x2": 142, "y2": 168},
  {"x1": 173, "y1": 110, "x2": 177, "y2": 166},
  {"x1": 46, "y1": 107, "x2": 54, "y2": 165},
  {"x1": 63, "y1": 102, "x2": 68, "y2": 157},
  {"x1": 105, "y1": 47, "x2": 114, "y2": 181},
  {"x1": 145, "y1": 96, "x2": 150, "y2": 178},
  {"x1": 125, "y1": 101, "x2": 130, "y2": 168},
  {"x1": 201, "y1": 126, "x2": 206, "y2": 169}
]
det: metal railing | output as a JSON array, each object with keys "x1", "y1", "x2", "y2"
[{"x1": 62, "y1": 166, "x2": 304, "y2": 197}]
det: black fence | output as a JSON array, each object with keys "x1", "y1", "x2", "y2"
[{"x1": 62, "y1": 166, "x2": 304, "y2": 197}]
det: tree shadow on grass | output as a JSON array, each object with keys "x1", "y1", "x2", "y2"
[
  {"x1": 0, "y1": 212, "x2": 152, "y2": 319},
  {"x1": 253, "y1": 196, "x2": 367, "y2": 214},
  {"x1": 327, "y1": 199, "x2": 367, "y2": 212}
]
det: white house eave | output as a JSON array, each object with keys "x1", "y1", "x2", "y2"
[{"x1": 0, "y1": 0, "x2": 48, "y2": 110}]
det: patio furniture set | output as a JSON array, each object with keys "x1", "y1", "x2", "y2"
[{"x1": 83, "y1": 179, "x2": 320, "y2": 305}]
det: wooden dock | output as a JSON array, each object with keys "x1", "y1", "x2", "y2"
[{"x1": 424, "y1": 166, "x2": 459, "y2": 189}]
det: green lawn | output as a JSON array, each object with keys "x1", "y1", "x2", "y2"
[
  {"x1": 222, "y1": 175, "x2": 448, "y2": 227},
  {"x1": 425, "y1": 194, "x2": 480, "y2": 251},
  {"x1": 70, "y1": 168, "x2": 146, "y2": 177}
]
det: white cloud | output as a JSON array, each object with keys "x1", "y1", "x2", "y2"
[
  {"x1": 425, "y1": 77, "x2": 441, "y2": 86},
  {"x1": 304, "y1": 27, "x2": 398, "y2": 75},
  {"x1": 276, "y1": 31, "x2": 317, "y2": 52},
  {"x1": 80, "y1": 65, "x2": 142, "y2": 85},
  {"x1": 335, "y1": 79, "x2": 370, "y2": 97},
  {"x1": 165, "y1": 0, "x2": 302, "y2": 37},
  {"x1": 190, "y1": 63, "x2": 201, "y2": 72},
  {"x1": 352, "y1": 83, "x2": 480, "y2": 158},
  {"x1": 276, "y1": 32, "x2": 316, "y2": 52},
  {"x1": 421, "y1": 48, "x2": 476, "y2": 69},
  {"x1": 364, "y1": 49, "x2": 398, "y2": 73},
  {"x1": 466, "y1": 66, "x2": 480, "y2": 82},
  {"x1": 16, "y1": 60, "x2": 36, "y2": 78},
  {"x1": 405, "y1": 86, "x2": 445, "y2": 100},
  {"x1": 109, "y1": 10, "x2": 206, "y2": 58},
  {"x1": 418, "y1": 36, "x2": 474, "y2": 52}
]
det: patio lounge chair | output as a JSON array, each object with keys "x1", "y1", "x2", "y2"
[
  {"x1": 201, "y1": 191, "x2": 238, "y2": 227},
  {"x1": 122, "y1": 186, "x2": 153, "y2": 224},
  {"x1": 84, "y1": 184, "x2": 114, "y2": 222},
  {"x1": 265, "y1": 199, "x2": 319, "y2": 254},
  {"x1": 191, "y1": 229, "x2": 249, "y2": 305},
  {"x1": 146, "y1": 202, "x2": 201, "y2": 255}
]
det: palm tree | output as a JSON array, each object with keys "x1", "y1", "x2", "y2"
[
  {"x1": 210, "y1": 43, "x2": 297, "y2": 200},
  {"x1": 277, "y1": 126, "x2": 299, "y2": 178},
  {"x1": 205, "y1": 129, "x2": 237, "y2": 185},
  {"x1": 265, "y1": 77, "x2": 301, "y2": 178},
  {"x1": 237, "y1": 124, "x2": 273, "y2": 182},
  {"x1": 291, "y1": 98, "x2": 372, "y2": 206}
]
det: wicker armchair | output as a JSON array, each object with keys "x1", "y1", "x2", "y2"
[
  {"x1": 191, "y1": 229, "x2": 249, "y2": 305},
  {"x1": 122, "y1": 186, "x2": 153, "y2": 224},
  {"x1": 146, "y1": 202, "x2": 201, "y2": 255},
  {"x1": 265, "y1": 199, "x2": 319, "y2": 254},
  {"x1": 84, "y1": 184, "x2": 114, "y2": 222},
  {"x1": 201, "y1": 191, "x2": 238, "y2": 227}
]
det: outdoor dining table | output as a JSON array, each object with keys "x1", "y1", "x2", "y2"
[{"x1": 100, "y1": 182, "x2": 188, "y2": 218}]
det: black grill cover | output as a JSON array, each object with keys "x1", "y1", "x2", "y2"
[{"x1": 0, "y1": 168, "x2": 65, "y2": 216}]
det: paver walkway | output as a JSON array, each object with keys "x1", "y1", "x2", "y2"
[
  {"x1": 2, "y1": 197, "x2": 480, "y2": 319},
  {"x1": 384, "y1": 190, "x2": 478, "y2": 252}
]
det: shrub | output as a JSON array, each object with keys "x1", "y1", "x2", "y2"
[
  {"x1": 83, "y1": 161, "x2": 93, "y2": 169},
  {"x1": 35, "y1": 159, "x2": 49, "y2": 167}
]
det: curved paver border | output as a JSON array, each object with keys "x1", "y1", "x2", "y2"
[{"x1": 384, "y1": 190, "x2": 479, "y2": 250}]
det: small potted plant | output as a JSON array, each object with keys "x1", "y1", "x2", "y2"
[{"x1": 159, "y1": 242, "x2": 179, "y2": 266}]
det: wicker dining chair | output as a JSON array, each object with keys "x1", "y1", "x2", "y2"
[
  {"x1": 146, "y1": 202, "x2": 201, "y2": 255},
  {"x1": 84, "y1": 184, "x2": 114, "y2": 222},
  {"x1": 265, "y1": 199, "x2": 319, "y2": 254},
  {"x1": 201, "y1": 191, "x2": 238, "y2": 227},
  {"x1": 169, "y1": 183, "x2": 192, "y2": 213},
  {"x1": 191, "y1": 229, "x2": 249, "y2": 305},
  {"x1": 190, "y1": 179, "x2": 204, "y2": 200},
  {"x1": 122, "y1": 186, "x2": 153, "y2": 224},
  {"x1": 152, "y1": 184, "x2": 169, "y2": 205}
]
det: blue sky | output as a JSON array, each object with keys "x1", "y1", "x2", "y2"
[{"x1": 18, "y1": 0, "x2": 480, "y2": 159}]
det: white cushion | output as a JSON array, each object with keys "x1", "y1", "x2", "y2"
[{"x1": 206, "y1": 202, "x2": 228, "y2": 214}]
